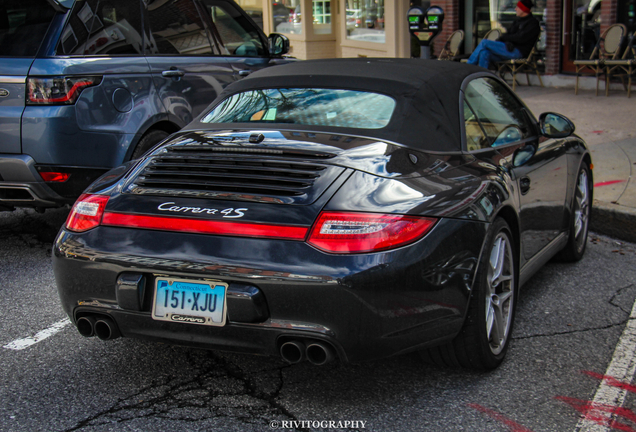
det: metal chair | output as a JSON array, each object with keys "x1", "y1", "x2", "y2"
[
  {"x1": 497, "y1": 39, "x2": 544, "y2": 91},
  {"x1": 605, "y1": 32, "x2": 636, "y2": 97},
  {"x1": 573, "y1": 23, "x2": 627, "y2": 96},
  {"x1": 437, "y1": 30, "x2": 464, "y2": 61}
]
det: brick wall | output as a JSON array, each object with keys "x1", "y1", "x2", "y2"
[
  {"x1": 544, "y1": 0, "x2": 561, "y2": 74},
  {"x1": 600, "y1": 0, "x2": 618, "y2": 36},
  {"x1": 431, "y1": 0, "x2": 459, "y2": 57}
]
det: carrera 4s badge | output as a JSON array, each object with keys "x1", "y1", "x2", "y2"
[{"x1": 158, "y1": 202, "x2": 248, "y2": 218}]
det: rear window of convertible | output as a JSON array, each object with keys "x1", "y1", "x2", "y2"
[{"x1": 201, "y1": 88, "x2": 396, "y2": 129}]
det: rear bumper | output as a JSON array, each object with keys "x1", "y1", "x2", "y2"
[
  {"x1": 0, "y1": 154, "x2": 65, "y2": 208},
  {"x1": 0, "y1": 154, "x2": 108, "y2": 208},
  {"x1": 53, "y1": 218, "x2": 488, "y2": 363}
]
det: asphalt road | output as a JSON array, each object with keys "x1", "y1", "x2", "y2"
[{"x1": 1, "y1": 207, "x2": 636, "y2": 432}]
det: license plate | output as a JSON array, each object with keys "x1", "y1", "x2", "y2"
[{"x1": 152, "y1": 277, "x2": 227, "y2": 326}]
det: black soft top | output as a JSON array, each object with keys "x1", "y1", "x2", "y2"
[{"x1": 191, "y1": 58, "x2": 488, "y2": 152}]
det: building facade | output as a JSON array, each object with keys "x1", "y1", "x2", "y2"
[{"x1": 243, "y1": 0, "x2": 634, "y2": 75}]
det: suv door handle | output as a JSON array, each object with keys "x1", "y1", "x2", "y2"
[
  {"x1": 162, "y1": 70, "x2": 185, "y2": 78},
  {"x1": 238, "y1": 70, "x2": 251, "y2": 77}
]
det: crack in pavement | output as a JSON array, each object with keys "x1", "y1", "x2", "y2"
[
  {"x1": 609, "y1": 284, "x2": 636, "y2": 315},
  {"x1": 512, "y1": 318, "x2": 630, "y2": 340},
  {"x1": 62, "y1": 350, "x2": 305, "y2": 432}
]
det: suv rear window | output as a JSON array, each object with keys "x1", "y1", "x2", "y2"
[{"x1": 0, "y1": 0, "x2": 56, "y2": 57}]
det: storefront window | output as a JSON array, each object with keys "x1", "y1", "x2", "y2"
[
  {"x1": 272, "y1": 0, "x2": 301, "y2": 34},
  {"x1": 313, "y1": 0, "x2": 331, "y2": 34},
  {"x1": 470, "y1": 0, "x2": 545, "y2": 55},
  {"x1": 345, "y1": 0, "x2": 385, "y2": 43}
]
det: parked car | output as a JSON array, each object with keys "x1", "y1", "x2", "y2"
[
  {"x1": 346, "y1": 9, "x2": 362, "y2": 31},
  {"x1": 53, "y1": 59, "x2": 592, "y2": 370},
  {"x1": 0, "y1": 0, "x2": 290, "y2": 213}
]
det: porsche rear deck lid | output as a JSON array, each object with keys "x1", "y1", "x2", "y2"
[{"x1": 124, "y1": 138, "x2": 345, "y2": 205}]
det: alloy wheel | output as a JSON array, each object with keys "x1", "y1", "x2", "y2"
[
  {"x1": 486, "y1": 232, "x2": 515, "y2": 355},
  {"x1": 573, "y1": 170, "x2": 590, "y2": 251}
]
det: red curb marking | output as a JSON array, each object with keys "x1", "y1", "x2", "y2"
[
  {"x1": 556, "y1": 396, "x2": 636, "y2": 432},
  {"x1": 583, "y1": 371, "x2": 636, "y2": 394},
  {"x1": 595, "y1": 180, "x2": 627, "y2": 187},
  {"x1": 468, "y1": 403, "x2": 535, "y2": 432}
]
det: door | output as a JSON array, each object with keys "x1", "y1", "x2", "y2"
[
  {"x1": 144, "y1": 0, "x2": 236, "y2": 128},
  {"x1": 562, "y1": 0, "x2": 601, "y2": 72},
  {"x1": 463, "y1": 77, "x2": 568, "y2": 260}
]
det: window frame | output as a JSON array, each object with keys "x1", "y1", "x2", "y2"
[
  {"x1": 460, "y1": 74, "x2": 539, "y2": 154},
  {"x1": 54, "y1": 0, "x2": 270, "y2": 58},
  {"x1": 55, "y1": 0, "x2": 147, "y2": 57}
]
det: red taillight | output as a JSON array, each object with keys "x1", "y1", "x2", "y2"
[
  {"x1": 65, "y1": 194, "x2": 109, "y2": 232},
  {"x1": 307, "y1": 211, "x2": 437, "y2": 253},
  {"x1": 101, "y1": 212, "x2": 309, "y2": 240},
  {"x1": 27, "y1": 76, "x2": 102, "y2": 105},
  {"x1": 39, "y1": 172, "x2": 70, "y2": 182}
]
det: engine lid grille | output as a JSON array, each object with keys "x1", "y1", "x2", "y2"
[{"x1": 125, "y1": 149, "x2": 344, "y2": 205}]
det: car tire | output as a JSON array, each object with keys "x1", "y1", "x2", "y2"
[
  {"x1": 421, "y1": 218, "x2": 518, "y2": 370},
  {"x1": 553, "y1": 162, "x2": 592, "y2": 262},
  {"x1": 131, "y1": 130, "x2": 169, "y2": 160}
]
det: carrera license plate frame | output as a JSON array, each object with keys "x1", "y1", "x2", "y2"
[{"x1": 152, "y1": 277, "x2": 227, "y2": 326}]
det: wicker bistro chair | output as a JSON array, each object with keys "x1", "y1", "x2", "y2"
[
  {"x1": 437, "y1": 30, "x2": 464, "y2": 61},
  {"x1": 605, "y1": 32, "x2": 636, "y2": 97},
  {"x1": 573, "y1": 23, "x2": 627, "y2": 96},
  {"x1": 496, "y1": 40, "x2": 544, "y2": 91},
  {"x1": 483, "y1": 28, "x2": 503, "y2": 41}
]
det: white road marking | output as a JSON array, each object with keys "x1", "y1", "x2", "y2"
[
  {"x1": 3, "y1": 319, "x2": 71, "y2": 351},
  {"x1": 575, "y1": 298, "x2": 636, "y2": 431}
]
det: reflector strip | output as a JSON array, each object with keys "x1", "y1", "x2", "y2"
[
  {"x1": 39, "y1": 172, "x2": 70, "y2": 182},
  {"x1": 101, "y1": 212, "x2": 309, "y2": 240}
]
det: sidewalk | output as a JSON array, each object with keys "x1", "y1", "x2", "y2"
[{"x1": 515, "y1": 85, "x2": 636, "y2": 243}]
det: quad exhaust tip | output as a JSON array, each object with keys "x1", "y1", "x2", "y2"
[
  {"x1": 76, "y1": 315, "x2": 121, "y2": 341},
  {"x1": 280, "y1": 340, "x2": 306, "y2": 364},
  {"x1": 279, "y1": 339, "x2": 336, "y2": 365},
  {"x1": 306, "y1": 342, "x2": 335, "y2": 366}
]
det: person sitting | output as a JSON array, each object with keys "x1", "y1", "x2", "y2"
[{"x1": 467, "y1": 0, "x2": 540, "y2": 69}]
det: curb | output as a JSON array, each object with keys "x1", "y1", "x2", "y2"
[{"x1": 591, "y1": 200, "x2": 636, "y2": 244}]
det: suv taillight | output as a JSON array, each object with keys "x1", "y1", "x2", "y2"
[
  {"x1": 307, "y1": 211, "x2": 437, "y2": 253},
  {"x1": 27, "y1": 76, "x2": 102, "y2": 105},
  {"x1": 65, "y1": 194, "x2": 109, "y2": 232}
]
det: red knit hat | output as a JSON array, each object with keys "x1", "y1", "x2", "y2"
[{"x1": 517, "y1": 0, "x2": 533, "y2": 13}]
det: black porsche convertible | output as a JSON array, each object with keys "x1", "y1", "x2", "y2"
[{"x1": 53, "y1": 59, "x2": 592, "y2": 370}]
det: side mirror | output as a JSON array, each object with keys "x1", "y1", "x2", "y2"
[
  {"x1": 539, "y1": 112, "x2": 575, "y2": 138},
  {"x1": 513, "y1": 142, "x2": 537, "y2": 167},
  {"x1": 269, "y1": 33, "x2": 290, "y2": 56}
]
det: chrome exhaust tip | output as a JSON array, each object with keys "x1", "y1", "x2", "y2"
[
  {"x1": 306, "y1": 342, "x2": 335, "y2": 366},
  {"x1": 280, "y1": 340, "x2": 306, "y2": 364},
  {"x1": 94, "y1": 317, "x2": 121, "y2": 341},
  {"x1": 76, "y1": 316, "x2": 96, "y2": 337}
]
